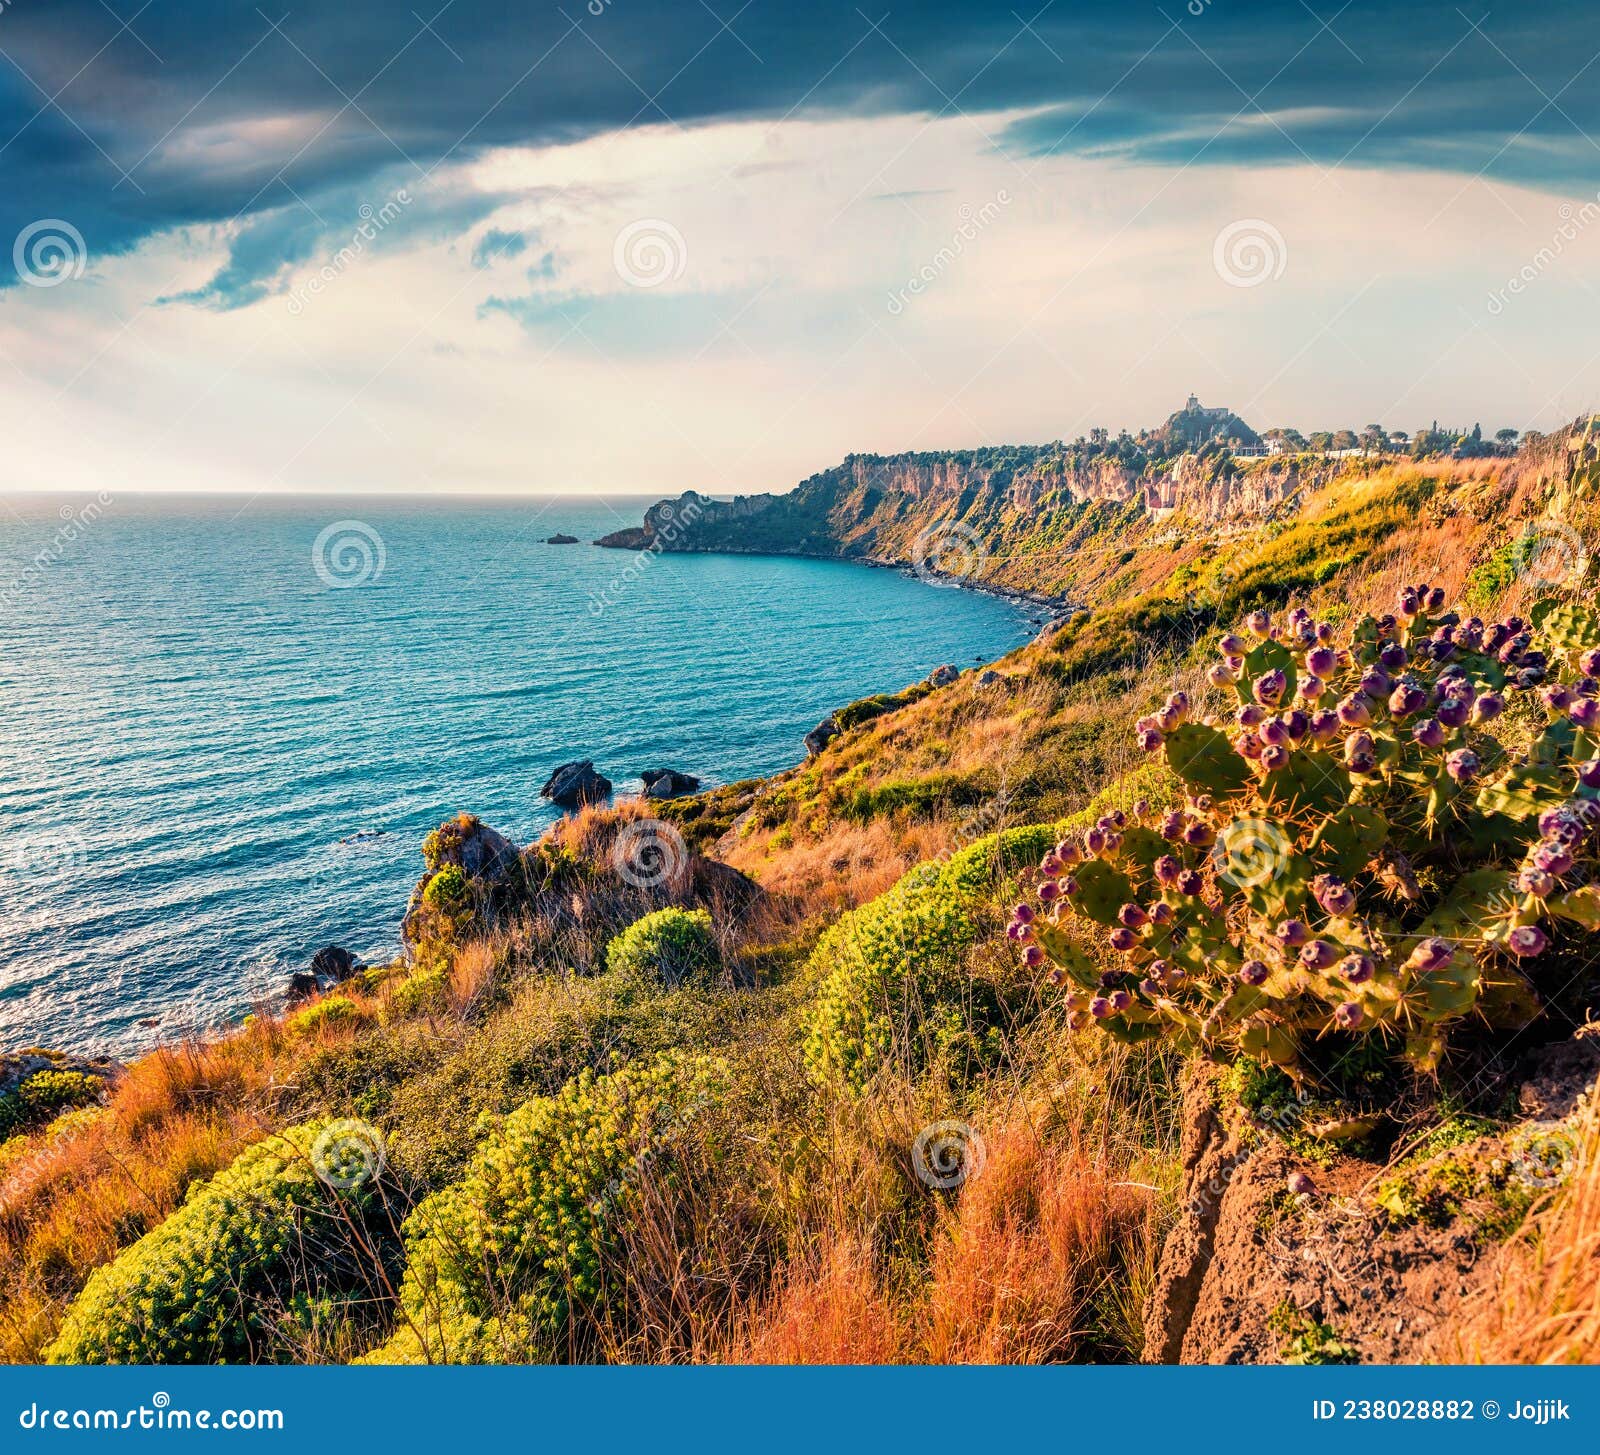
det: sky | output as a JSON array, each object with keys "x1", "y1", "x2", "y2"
[{"x1": 3, "y1": 0, "x2": 1600, "y2": 494}]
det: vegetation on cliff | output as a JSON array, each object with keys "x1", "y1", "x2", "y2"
[{"x1": 3, "y1": 421, "x2": 1598, "y2": 1366}]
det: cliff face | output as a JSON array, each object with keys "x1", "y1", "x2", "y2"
[{"x1": 594, "y1": 442, "x2": 1341, "y2": 600}]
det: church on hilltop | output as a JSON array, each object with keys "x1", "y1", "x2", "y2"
[{"x1": 1156, "y1": 393, "x2": 1261, "y2": 450}]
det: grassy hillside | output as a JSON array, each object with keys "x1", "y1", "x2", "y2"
[{"x1": 3, "y1": 427, "x2": 1598, "y2": 1365}]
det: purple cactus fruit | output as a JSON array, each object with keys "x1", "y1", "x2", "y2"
[
  {"x1": 1005, "y1": 922, "x2": 1022, "y2": 941},
  {"x1": 1138, "y1": 728, "x2": 1163, "y2": 754},
  {"x1": 1182, "y1": 821, "x2": 1216, "y2": 848},
  {"x1": 1108, "y1": 928, "x2": 1138, "y2": 953},
  {"x1": 1445, "y1": 748, "x2": 1480, "y2": 783},
  {"x1": 1138, "y1": 977, "x2": 1161, "y2": 999},
  {"x1": 1471, "y1": 692, "x2": 1504, "y2": 724},
  {"x1": 1038, "y1": 880, "x2": 1061, "y2": 904},
  {"x1": 1118, "y1": 903, "x2": 1149, "y2": 929},
  {"x1": 1208, "y1": 662, "x2": 1237, "y2": 688},
  {"x1": 1338, "y1": 953, "x2": 1375, "y2": 984},
  {"x1": 1235, "y1": 732, "x2": 1264, "y2": 761},
  {"x1": 1108, "y1": 989, "x2": 1132, "y2": 1013},
  {"x1": 1299, "y1": 939, "x2": 1337, "y2": 971},
  {"x1": 1047, "y1": 968, "x2": 1065, "y2": 988},
  {"x1": 1483, "y1": 623, "x2": 1510, "y2": 652},
  {"x1": 1149, "y1": 901, "x2": 1175, "y2": 926},
  {"x1": 1313, "y1": 874, "x2": 1355, "y2": 915},
  {"x1": 1379, "y1": 640, "x2": 1409, "y2": 671},
  {"x1": 1149, "y1": 958, "x2": 1173, "y2": 983},
  {"x1": 1059, "y1": 875, "x2": 1079, "y2": 897},
  {"x1": 1518, "y1": 868, "x2": 1556, "y2": 898},
  {"x1": 1089, "y1": 995, "x2": 1114, "y2": 1019},
  {"x1": 1282, "y1": 710, "x2": 1309, "y2": 743},
  {"x1": 1287, "y1": 1170, "x2": 1316, "y2": 1196},
  {"x1": 1412, "y1": 717, "x2": 1446, "y2": 749},
  {"x1": 1337, "y1": 695, "x2": 1372, "y2": 728},
  {"x1": 1389, "y1": 682, "x2": 1426, "y2": 717},
  {"x1": 1534, "y1": 843, "x2": 1573, "y2": 876},
  {"x1": 1578, "y1": 759, "x2": 1600, "y2": 790},
  {"x1": 1542, "y1": 684, "x2": 1574, "y2": 714},
  {"x1": 1086, "y1": 827, "x2": 1106, "y2": 855},
  {"x1": 1407, "y1": 937, "x2": 1453, "y2": 973},
  {"x1": 1238, "y1": 960, "x2": 1270, "y2": 986},
  {"x1": 1309, "y1": 709, "x2": 1341, "y2": 743},
  {"x1": 1334, "y1": 1001, "x2": 1365, "y2": 1030},
  {"x1": 1507, "y1": 924, "x2": 1548, "y2": 958},
  {"x1": 1260, "y1": 744, "x2": 1290, "y2": 772},
  {"x1": 1013, "y1": 903, "x2": 1035, "y2": 925},
  {"x1": 1580, "y1": 647, "x2": 1600, "y2": 677},
  {"x1": 1344, "y1": 731, "x2": 1377, "y2": 772},
  {"x1": 1056, "y1": 839, "x2": 1084, "y2": 864},
  {"x1": 1275, "y1": 919, "x2": 1310, "y2": 949},
  {"x1": 1155, "y1": 703, "x2": 1183, "y2": 733},
  {"x1": 1040, "y1": 854, "x2": 1064, "y2": 878},
  {"x1": 1296, "y1": 674, "x2": 1325, "y2": 702},
  {"x1": 1160, "y1": 811, "x2": 1186, "y2": 839},
  {"x1": 1437, "y1": 697, "x2": 1471, "y2": 729},
  {"x1": 1254, "y1": 669, "x2": 1288, "y2": 708},
  {"x1": 1177, "y1": 870, "x2": 1204, "y2": 896},
  {"x1": 1359, "y1": 666, "x2": 1391, "y2": 698},
  {"x1": 1570, "y1": 697, "x2": 1600, "y2": 730},
  {"x1": 1307, "y1": 646, "x2": 1337, "y2": 678},
  {"x1": 1154, "y1": 854, "x2": 1182, "y2": 885},
  {"x1": 1426, "y1": 586, "x2": 1445, "y2": 612},
  {"x1": 1236, "y1": 703, "x2": 1266, "y2": 728},
  {"x1": 1247, "y1": 609, "x2": 1272, "y2": 638},
  {"x1": 1259, "y1": 716, "x2": 1289, "y2": 747},
  {"x1": 1022, "y1": 944, "x2": 1044, "y2": 968},
  {"x1": 1219, "y1": 632, "x2": 1248, "y2": 656},
  {"x1": 1398, "y1": 588, "x2": 1420, "y2": 618}
]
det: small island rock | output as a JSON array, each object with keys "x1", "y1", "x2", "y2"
[
  {"x1": 545, "y1": 533, "x2": 579, "y2": 544},
  {"x1": 641, "y1": 768, "x2": 701, "y2": 799},
  {"x1": 540, "y1": 760, "x2": 613, "y2": 809}
]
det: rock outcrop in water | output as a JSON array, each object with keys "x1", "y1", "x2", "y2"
[
  {"x1": 540, "y1": 760, "x2": 613, "y2": 809},
  {"x1": 640, "y1": 768, "x2": 701, "y2": 799}
]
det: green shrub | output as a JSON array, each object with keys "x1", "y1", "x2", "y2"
[
  {"x1": 605, "y1": 907, "x2": 719, "y2": 987},
  {"x1": 1018, "y1": 589, "x2": 1600, "y2": 1079},
  {"x1": 286, "y1": 996, "x2": 359, "y2": 1035},
  {"x1": 361, "y1": 1052, "x2": 726, "y2": 1364},
  {"x1": 802, "y1": 823, "x2": 1056, "y2": 1090},
  {"x1": 47, "y1": 1119, "x2": 399, "y2": 1364},
  {"x1": 0, "y1": 1068, "x2": 107, "y2": 1140}
]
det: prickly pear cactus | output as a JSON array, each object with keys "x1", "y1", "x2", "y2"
[{"x1": 1008, "y1": 587, "x2": 1600, "y2": 1075}]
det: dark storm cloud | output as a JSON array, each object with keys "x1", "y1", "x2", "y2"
[{"x1": 2, "y1": 0, "x2": 1596, "y2": 291}]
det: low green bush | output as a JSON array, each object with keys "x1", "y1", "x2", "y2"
[
  {"x1": 47, "y1": 1119, "x2": 399, "y2": 1365},
  {"x1": 802, "y1": 823, "x2": 1056, "y2": 1089},
  {"x1": 605, "y1": 907, "x2": 719, "y2": 987},
  {"x1": 0, "y1": 1069, "x2": 107, "y2": 1140},
  {"x1": 286, "y1": 996, "x2": 359, "y2": 1035},
  {"x1": 362, "y1": 1052, "x2": 726, "y2": 1364}
]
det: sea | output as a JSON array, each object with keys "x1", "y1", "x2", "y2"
[{"x1": 0, "y1": 493, "x2": 1035, "y2": 1056}]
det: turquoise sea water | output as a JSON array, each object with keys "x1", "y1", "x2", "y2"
[{"x1": 0, "y1": 494, "x2": 1033, "y2": 1055}]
